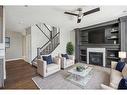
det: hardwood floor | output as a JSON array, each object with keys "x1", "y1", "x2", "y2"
[{"x1": 4, "y1": 60, "x2": 38, "y2": 89}]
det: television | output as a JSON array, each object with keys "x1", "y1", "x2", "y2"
[{"x1": 88, "y1": 28, "x2": 105, "y2": 44}]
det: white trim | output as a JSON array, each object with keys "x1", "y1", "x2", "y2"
[
  {"x1": 22, "y1": 56, "x2": 26, "y2": 60},
  {"x1": 23, "y1": 56, "x2": 32, "y2": 64},
  {"x1": 6, "y1": 58, "x2": 24, "y2": 62},
  {"x1": 87, "y1": 48, "x2": 106, "y2": 67},
  {"x1": 3, "y1": 6, "x2": 6, "y2": 80}
]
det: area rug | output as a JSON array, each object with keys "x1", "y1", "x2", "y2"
[{"x1": 32, "y1": 63, "x2": 110, "y2": 89}]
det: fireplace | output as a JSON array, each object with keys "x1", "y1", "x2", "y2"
[
  {"x1": 87, "y1": 48, "x2": 106, "y2": 67},
  {"x1": 89, "y1": 52, "x2": 103, "y2": 66}
]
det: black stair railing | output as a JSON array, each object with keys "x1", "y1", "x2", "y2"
[
  {"x1": 43, "y1": 23, "x2": 52, "y2": 33},
  {"x1": 36, "y1": 24, "x2": 50, "y2": 40},
  {"x1": 31, "y1": 23, "x2": 60, "y2": 64},
  {"x1": 32, "y1": 32, "x2": 60, "y2": 63},
  {"x1": 40, "y1": 32, "x2": 60, "y2": 55},
  {"x1": 40, "y1": 31, "x2": 60, "y2": 50}
]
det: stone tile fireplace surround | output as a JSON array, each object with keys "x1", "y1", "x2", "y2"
[{"x1": 87, "y1": 48, "x2": 106, "y2": 67}]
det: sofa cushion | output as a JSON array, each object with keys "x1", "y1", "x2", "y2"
[
  {"x1": 111, "y1": 61, "x2": 118, "y2": 69},
  {"x1": 47, "y1": 64, "x2": 59, "y2": 72},
  {"x1": 61, "y1": 54, "x2": 69, "y2": 59},
  {"x1": 110, "y1": 69, "x2": 123, "y2": 88},
  {"x1": 42, "y1": 55, "x2": 53, "y2": 64},
  {"x1": 122, "y1": 64, "x2": 127, "y2": 78},
  {"x1": 115, "y1": 61, "x2": 125, "y2": 72},
  {"x1": 118, "y1": 78, "x2": 127, "y2": 89},
  {"x1": 66, "y1": 59, "x2": 73, "y2": 64}
]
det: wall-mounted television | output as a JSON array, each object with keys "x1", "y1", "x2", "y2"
[{"x1": 88, "y1": 28, "x2": 105, "y2": 44}]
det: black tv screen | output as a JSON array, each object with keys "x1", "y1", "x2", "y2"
[{"x1": 88, "y1": 28, "x2": 105, "y2": 44}]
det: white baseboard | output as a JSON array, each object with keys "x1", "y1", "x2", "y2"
[
  {"x1": 6, "y1": 58, "x2": 24, "y2": 62},
  {"x1": 6, "y1": 56, "x2": 32, "y2": 65}
]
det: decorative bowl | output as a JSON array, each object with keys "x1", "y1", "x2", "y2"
[{"x1": 76, "y1": 66, "x2": 85, "y2": 72}]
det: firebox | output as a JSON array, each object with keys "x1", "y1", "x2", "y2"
[{"x1": 89, "y1": 52, "x2": 103, "y2": 66}]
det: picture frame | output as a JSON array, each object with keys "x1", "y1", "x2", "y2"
[{"x1": 5, "y1": 37, "x2": 10, "y2": 48}]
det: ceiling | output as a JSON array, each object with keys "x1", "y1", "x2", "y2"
[{"x1": 5, "y1": 6, "x2": 127, "y2": 32}]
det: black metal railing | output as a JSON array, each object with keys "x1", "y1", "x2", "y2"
[
  {"x1": 36, "y1": 24, "x2": 50, "y2": 40},
  {"x1": 40, "y1": 31, "x2": 60, "y2": 49},
  {"x1": 32, "y1": 23, "x2": 60, "y2": 64}
]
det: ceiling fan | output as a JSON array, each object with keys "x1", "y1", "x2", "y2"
[{"x1": 64, "y1": 7, "x2": 100, "y2": 23}]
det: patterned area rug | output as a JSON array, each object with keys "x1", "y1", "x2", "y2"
[{"x1": 32, "y1": 63, "x2": 110, "y2": 89}]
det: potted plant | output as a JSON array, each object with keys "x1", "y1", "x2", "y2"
[
  {"x1": 76, "y1": 65, "x2": 85, "y2": 72},
  {"x1": 66, "y1": 42, "x2": 74, "y2": 55}
]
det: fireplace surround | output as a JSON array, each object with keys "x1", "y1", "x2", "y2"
[{"x1": 87, "y1": 48, "x2": 106, "y2": 67}]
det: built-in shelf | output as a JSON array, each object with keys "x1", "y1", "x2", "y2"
[
  {"x1": 75, "y1": 19, "x2": 121, "y2": 68},
  {"x1": 107, "y1": 57, "x2": 119, "y2": 60},
  {"x1": 80, "y1": 54, "x2": 86, "y2": 56},
  {"x1": 80, "y1": 49, "x2": 87, "y2": 62},
  {"x1": 110, "y1": 30, "x2": 118, "y2": 33},
  {"x1": 107, "y1": 37, "x2": 118, "y2": 40},
  {"x1": 106, "y1": 48, "x2": 119, "y2": 51},
  {"x1": 81, "y1": 36, "x2": 88, "y2": 37},
  {"x1": 80, "y1": 41, "x2": 88, "y2": 42}
]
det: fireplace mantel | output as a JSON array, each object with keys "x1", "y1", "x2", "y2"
[{"x1": 87, "y1": 48, "x2": 106, "y2": 67}]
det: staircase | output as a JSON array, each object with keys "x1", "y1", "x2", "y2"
[{"x1": 32, "y1": 23, "x2": 60, "y2": 66}]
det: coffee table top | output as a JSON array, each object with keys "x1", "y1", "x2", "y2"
[{"x1": 68, "y1": 65, "x2": 93, "y2": 77}]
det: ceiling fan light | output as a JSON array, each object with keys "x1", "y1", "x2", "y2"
[
  {"x1": 77, "y1": 19, "x2": 81, "y2": 23},
  {"x1": 77, "y1": 18, "x2": 81, "y2": 23},
  {"x1": 78, "y1": 16, "x2": 82, "y2": 19},
  {"x1": 64, "y1": 7, "x2": 100, "y2": 23}
]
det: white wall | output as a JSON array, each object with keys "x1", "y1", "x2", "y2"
[
  {"x1": 31, "y1": 25, "x2": 49, "y2": 61},
  {"x1": 25, "y1": 24, "x2": 74, "y2": 63},
  {"x1": 23, "y1": 27, "x2": 31, "y2": 63},
  {"x1": 0, "y1": 17, "x2": 2, "y2": 43},
  {"x1": 5, "y1": 31, "x2": 24, "y2": 61},
  {"x1": 51, "y1": 27, "x2": 73, "y2": 56},
  {"x1": 22, "y1": 22, "x2": 75, "y2": 64},
  {"x1": 70, "y1": 29, "x2": 75, "y2": 56},
  {"x1": 22, "y1": 36, "x2": 26, "y2": 59},
  {"x1": 5, "y1": 24, "x2": 75, "y2": 65},
  {"x1": 24, "y1": 24, "x2": 52, "y2": 64}
]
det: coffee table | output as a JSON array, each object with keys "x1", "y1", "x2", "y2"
[
  {"x1": 68, "y1": 65, "x2": 93, "y2": 80},
  {"x1": 66, "y1": 65, "x2": 93, "y2": 88}
]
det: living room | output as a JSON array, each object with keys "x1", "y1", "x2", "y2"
[{"x1": 0, "y1": 2, "x2": 127, "y2": 94}]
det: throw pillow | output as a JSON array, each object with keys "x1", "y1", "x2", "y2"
[
  {"x1": 61, "y1": 54, "x2": 69, "y2": 59},
  {"x1": 118, "y1": 78, "x2": 127, "y2": 89},
  {"x1": 122, "y1": 64, "x2": 127, "y2": 78},
  {"x1": 115, "y1": 61, "x2": 125, "y2": 72},
  {"x1": 42, "y1": 55, "x2": 53, "y2": 64}
]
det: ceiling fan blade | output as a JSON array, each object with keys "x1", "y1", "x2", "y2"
[
  {"x1": 64, "y1": 12, "x2": 78, "y2": 16},
  {"x1": 77, "y1": 18, "x2": 81, "y2": 23},
  {"x1": 83, "y1": 7, "x2": 100, "y2": 16}
]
